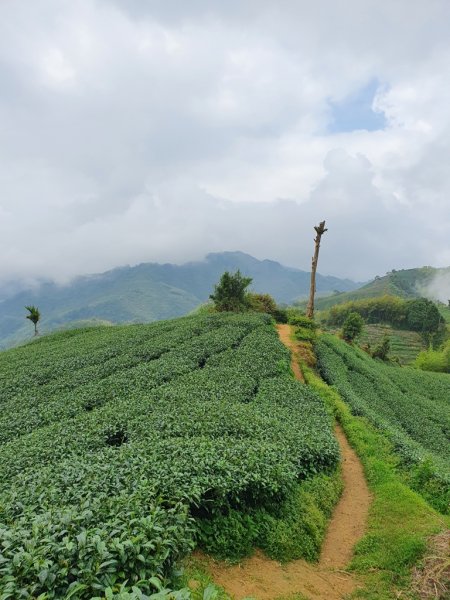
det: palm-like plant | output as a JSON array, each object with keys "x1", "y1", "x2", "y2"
[{"x1": 25, "y1": 305, "x2": 40, "y2": 336}]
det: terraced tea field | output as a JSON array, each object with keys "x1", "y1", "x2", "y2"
[
  {"x1": 357, "y1": 324, "x2": 425, "y2": 364},
  {"x1": 316, "y1": 334, "x2": 450, "y2": 512},
  {"x1": 323, "y1": 323, "x2": 425, "y2": 364},
  {"x1": 0, "y1": 314, "x2": 338, "y2": 599}
]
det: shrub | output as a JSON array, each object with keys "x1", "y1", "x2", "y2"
[
  {"x1": 414, "y1": 341, "x2": 450, "y2": 373},
  {"x1": 289, "y1": 314, "x2": 318, "y2": 330},
  {"x1": 209, "y1": 270, "x2": 252, "y2": 312},
  {"x1": 371, "y1": 335, "x2": 391, "y2": 361},
  {"x1": 246, "y1": 293, "x2": 288, "y2": 322},
  {"x1": 342, "y1": 312, "x2": 364, "y2": 342},
  {"x1": 406, "y1": 298, "x2": 441, "y2": 336}
]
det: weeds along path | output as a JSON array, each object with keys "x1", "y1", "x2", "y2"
[{"x1": 203, "y1": 325, "x2": 372, "y2": 600}]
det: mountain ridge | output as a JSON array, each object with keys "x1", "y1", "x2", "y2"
[
  {"x1": 305, "y1": 266, "x2": 450, "y2": 312},
  {"x1": 0, "y1": 251, "x2": 359, "y2": 349}
]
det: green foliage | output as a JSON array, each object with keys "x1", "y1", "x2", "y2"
[
  {"x1": 371, "y1": 335, "x2": 390, "y2": 361},
  {"x1": 303, "y1": 365, "x2": 449, "y2": 599},
  {"x1": 209, "y1": 270, "x2": 253, "y2": 312},
  {"x1": 342, "y1": 312, "x2": 364, "y2": 342},
  {"x1": 261, "y1": 470, "x2": 343, "y2": 562},
  {"x1": 405, "y1": 297, "x2": 441, "y2": 336},
  {"x1": 246, "y1": 293, "x2": 288, "y2": 323},
  {"x1": 414, "y1": 340, "x2": 450, "y2": 373},
  {"x1": 356, "y1": 324, "x2": 424, "y2": 365},
  {"x1": 323, "y1": 295, "x2": 407, "y2": 328},
  {"x1": 309, "y1": 266, "x2": 450, "y2": 313},
  {"x1": 288, "y1": 314, "x2": 317, "y2": 330},
  {"x1": 246, "y1": 292, "x2": 277, "y2": 314},
  {"x1": 294, "y1": 328, "x2": 316, "y2": 343},
  {"x1": 25, "y1": 304, "x2": 40, "y2": 335},
  {"x1": 196, "y1": 510, "x2": 261, "y2": 560},
  {"x1": 316, "y1": 334, "x2": 450, "y2": 512},
  {"x1": 323, "y1": 295, "x2": 444, "y2": 343},
  {"x1": 0, "y1": 313, "x2": 338, "y2": 598},
  {"x1": 196, "y1": 469, "x2": 343, "y2": 564}
]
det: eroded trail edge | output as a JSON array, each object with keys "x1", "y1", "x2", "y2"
[{"x1": 203, "y1": 325, "x2": 371, "y2": 600}]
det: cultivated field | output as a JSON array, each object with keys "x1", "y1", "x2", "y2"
[
  {"x1": 316, "y1": 334, "x2": 450, "y2": 512},
  {"x1": 0, "y1": 314, "x2": 338, "y2": 598}
]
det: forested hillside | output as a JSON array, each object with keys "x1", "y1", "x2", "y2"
[
  {"x1": 0, "y1": 252, "x2": 359, "y2": 349},
  {"x1": 303, "y1": 266, "x2": 450, "y2": 311}
]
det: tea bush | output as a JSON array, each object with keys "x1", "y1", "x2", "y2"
[
  {"x1": 316, "y1": 334, "x2": 450, "y2": 512},
  {"x1": 0, "y1": 314, "x2": 338, "y2": 598}
]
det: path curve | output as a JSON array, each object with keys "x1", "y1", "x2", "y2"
[{"x1": 202, "y1": 325, "x2": 371, "y2": 599}]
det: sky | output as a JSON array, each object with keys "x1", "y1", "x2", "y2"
[{"x1": 1, "y1": 0, "x2": 450, "y2": 287}]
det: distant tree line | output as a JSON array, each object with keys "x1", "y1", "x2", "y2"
[{"x1": 321, "y1": 295, "x2": 442, "y2": 339}]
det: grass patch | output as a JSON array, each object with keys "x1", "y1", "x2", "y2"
[
  {"x1": 302, "y1": 365, "x2": 449, "y2": 599},
  {"x1": 196, "y1": 468, "x2": 343, "y2": 564},
  {"x1": 261, "y1": 469, "x2": 343, "y2": 562},
  {"x1": 181, "y1": 559, "x2": 231, "y2": 600}
]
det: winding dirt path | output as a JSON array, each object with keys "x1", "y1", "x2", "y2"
[
  {"x1": 200, "y1": 325, "x2": 371, "y2": 599},
  {"x1": 277, "y1": 324, "x2": 305, "y2": 382}
]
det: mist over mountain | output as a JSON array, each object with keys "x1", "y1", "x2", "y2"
[
  {"x1": 0, "y1": 251, "x2": 359, "y2": 349},
  {"x1": 305, "y1": 266, "x2": 450, "y2": 311}
]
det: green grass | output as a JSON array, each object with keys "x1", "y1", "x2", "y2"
[{"x1": 303, "y1": 365, "x2": 449, "y2": 599}]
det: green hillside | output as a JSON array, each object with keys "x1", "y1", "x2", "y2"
[
  {"x1": 316, "y1": 334, "x2": 450, "y2": 512},
  {"x1": 0, "y1": 252, "x2": 359, "y2": 349},
  {"x1": 324, "y1": 323, "x2": 425, "y2": 365},
  {"x1": 0, "y1": 314, "x2": 339, "y2": 598},
  {"x1": 302, "y1": 266, "x2": 450, "y2": 312}
]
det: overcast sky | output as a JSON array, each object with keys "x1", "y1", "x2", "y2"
[{"x1": 1, "y1": 0, "x2": 449, "y2": 286}]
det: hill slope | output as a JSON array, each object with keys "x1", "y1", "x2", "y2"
[
  {"x1": 304, "y1": 266, "x2": 450, "y2": 311},
  {"x1": 0, "y1": 314, "x2": 338, "y2": 597},
  {"x1": 0, "y1": 251, "x2": 358, "y2": 348},
  {"x1": 316, "y1": 333, "x2": 450, "y2": 512}
]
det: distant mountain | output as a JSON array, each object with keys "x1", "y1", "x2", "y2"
[
  {"x1": 306, "y1": 266, "x2": 450, "y2": 312},
  {"x1": 0, "y1": 251, "x2": 359, "y2": 349}
]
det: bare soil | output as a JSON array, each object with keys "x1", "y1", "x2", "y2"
[
  {"x1": 276, "y1": 324, "x2": 305, "y2": 382},
  {"x1": 198, "y1": 325, "x2": 372, "y2": 599}
]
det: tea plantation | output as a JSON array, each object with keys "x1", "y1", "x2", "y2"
[
  {"x1": 0, "y1": 314, "x2": 338, "y2": 599},
  {"x1": 316, "y1": 334, "x2": 450, "y2": 512}
]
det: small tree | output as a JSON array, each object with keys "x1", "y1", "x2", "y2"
[
  {"x1": 406, "y1": 298, "x2": 441, "y2": 335},
  {"x1": 210, "y1": 270, "x2": 253, "y2": 312},
  {"x1": 246, "y1": 292, "x2": 288, "y2": 323},
  {"x1": 371, "y1": 335, "x2": 391, "y2": 361},
  {"x1": 342, "y1": 312, "x2": 364, "y2": 343},
  {"x1": 25, "y1": 305, "x2": 40, "y2": 336}
]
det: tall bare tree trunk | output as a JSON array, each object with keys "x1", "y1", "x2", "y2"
[{"x1": 306, "y1": 221, "x2": 328, "y2": 319}]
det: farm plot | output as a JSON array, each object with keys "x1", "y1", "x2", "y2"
[
  {"x1": 316, "y1": 334, "x2": 450, "y2": 512},
  {"x1": 0, "y1": 314, "x2": 338, "y2": 599}
]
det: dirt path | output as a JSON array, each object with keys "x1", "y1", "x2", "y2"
[
  {"x1": 276, "y1": 323, "x2": 305, "y2": 382},
  {"x1": 201, "y1": 325, "x2": 372, "y2": 600}
]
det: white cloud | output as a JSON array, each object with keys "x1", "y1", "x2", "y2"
[{"x1": 0, "y1": 0, "x2": 449, "y2": 287}]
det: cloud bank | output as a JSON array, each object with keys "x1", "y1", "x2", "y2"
[{"x1": 0, "y1": 0, "x2": 449, "y2": 286}]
